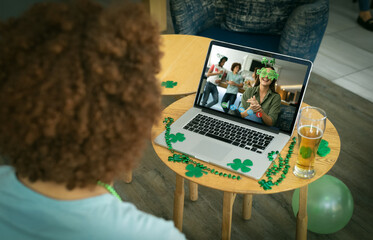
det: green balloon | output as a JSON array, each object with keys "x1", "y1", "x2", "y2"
[{"x1": 292, "y1": 175, "x2": 354, "y2": 234}]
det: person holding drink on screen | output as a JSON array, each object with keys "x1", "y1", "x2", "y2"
[{"x1": 293, "y1": 106, "x2": 327, "y2": 178}]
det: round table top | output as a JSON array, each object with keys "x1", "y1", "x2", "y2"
[
  {"x1": 157, "y1": 34, "x2": 211, "y2": 96},
  {"x1": 151, "y1": 94, "x2": 341, "y2": 194}
]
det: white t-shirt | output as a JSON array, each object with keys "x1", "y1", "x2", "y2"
[
  {"x1": 206, "y1": 64, "x2": 227, "y2": 85},
  {"x1": 0, "y1": 166, "x2": 185, "y2": 240}
]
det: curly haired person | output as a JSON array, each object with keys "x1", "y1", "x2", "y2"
[{"x1": 0, "y1": 0, "x2": 185, "y2": 239}]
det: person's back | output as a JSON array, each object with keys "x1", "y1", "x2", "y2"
[
  {"x1": 0, "y1": 166, "x2": 182, "y2": 239},
  {"x1": 0, "y1": 1, "x2": 185, "y2": 239}
]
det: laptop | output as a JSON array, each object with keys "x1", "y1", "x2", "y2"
[{"x1": 154, "y1": 40, "x2": 312, "y2": 180}]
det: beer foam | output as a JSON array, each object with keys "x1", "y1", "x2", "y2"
[{"x1": 298, "y1": 125, "x2": 323, "y2": 139}]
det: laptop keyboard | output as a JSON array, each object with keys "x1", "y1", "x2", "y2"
[{"x1": 182, "y1": 114, "x2": 274, "y2": 154}]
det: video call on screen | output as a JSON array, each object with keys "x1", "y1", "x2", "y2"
[{"x1": 196, "y1": 45, "x2": 309, "y2": 133}]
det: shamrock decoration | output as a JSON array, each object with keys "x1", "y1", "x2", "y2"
[
  {"x1": 267, "y1": 70, "x2": 279, "y2": 80},
  {"x1": 227, "y1": 158, "x2": 253, "y2": 173},
  {"x1": 261, "y1": 57, "x2": 269, "y2": 66},
  {"x1": 299, "y1": 146, "x2": 312, "y2": 159},
  {"x1": 256, "y1": 67, "x2": 278, "y2": 80},
  {"x1": 161, "y1": 80, "x2": 178, "y2": 88},
  {"x1": 169, "y1": 133, "x2": 186, "y2": 143},
  {"x1": 185, "y1": 164, "x2": 208, "y2": 178},
  {"x1": 270, "y1": 58, "x2": 276, "y2": 65},
  {"x1": 256, "y1": 67, "x2": 264, "y2": 76},
  {"x1": 317, "y1": 139, "x2": 331, "y2": 157},
  {"x1": 168, "y1": 154, "x2": 182, "y2": 162},
  {"x1": 259, "y1": 180, "x2": 274, "y2": 190}
]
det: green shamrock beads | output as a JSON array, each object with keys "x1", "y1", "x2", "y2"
[
  {"x1": 227, "y1": 158, "x2": 253, "y2": 173},
  {"x1": 258, "y1": 136, "x2": 296, "y2": 190},
  {"x1": 161, "y1": 80, "x2": 178, "y2": 88},
  {"x1": 163, "y1": 117, "x2": 241, "y2": 180}
]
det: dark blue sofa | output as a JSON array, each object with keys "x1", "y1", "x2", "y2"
[{"x1": 170, "y1": 0, "x2": 329, "y2": 62}]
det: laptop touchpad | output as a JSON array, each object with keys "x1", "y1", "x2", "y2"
[{"x1": 191, "y1": 140, "x2": 230, "y2": 161}]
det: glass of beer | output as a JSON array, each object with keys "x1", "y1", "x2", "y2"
[{"x1": 293, "y1": 106, "x2": 326, "y2": 179}]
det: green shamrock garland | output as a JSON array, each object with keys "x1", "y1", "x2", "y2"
[
  {"x1": 258, "y1": 137, "x2": 296, "y2": 190},
  {"x1": 163, "y1": 118, "x2": 330, "y2": 189},
  {"x1": 227, "y1": 158, "x2": 253, "y2": 173},
  {"x1": 163, "y1": 117, "x2": 241, "y2": 180},
  {"x1": 161, "y1": 80, "x2": 178, "y2": 88}
]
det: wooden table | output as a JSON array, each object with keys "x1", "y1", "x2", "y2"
[
  {"x1": 157, "y1": 34, "x2": 211, "y2": 96},
  {"x1": 151, "y1": 94, "x2": 341, "y2": 240},
  {"x1": 121, "y1": 34, "x2": 212, "y2": 183}
]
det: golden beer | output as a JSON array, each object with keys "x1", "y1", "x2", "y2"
[
  {"x1": 296, "y1": 125, "x2": 323, "y2": 174},
  {"x1": 293, "y1": 107, "x2": 326, "y2": 178}
]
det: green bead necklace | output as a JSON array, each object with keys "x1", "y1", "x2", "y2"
[
  {"x1": 163, "y1": 117, "x2": 297, "y2": 190},
  {"x1": 258, "y1": 136, "x2": 296, "y2": 190},
  {"x1": 163, "y1": 117, "x2": 241, "y2": 180},
  {"x1": 97, "y1": 180, "x2": 122, "y2": 201}
]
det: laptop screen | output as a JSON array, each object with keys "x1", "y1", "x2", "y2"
[{"x1": 194, "y1": 41, "x2": 312, "y2": 135}]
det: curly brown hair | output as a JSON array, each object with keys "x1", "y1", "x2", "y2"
[
  {"x1": 0, "y1": 0, "x2": 162, "y2": 189},
  {"x1": 230, "y1": 62, "x2": 241, "y2": 72}
]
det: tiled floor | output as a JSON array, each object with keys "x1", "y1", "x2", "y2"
[{"x1": 312, "y1": 0, "x2": 373, "y2": 102}]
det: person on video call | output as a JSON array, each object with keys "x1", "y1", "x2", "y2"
[
  {"x1": 240, "y1": 66, "x2": 281, "y2": 126},
  {"x1": 201, "y1": 56, "x2": 228, "y2": 108},
  {"x1": 221, "y1": 63, "x2": 244, "y2": 113},
  {"x1": 0, "y1": 1, "x2": 185, "y2": 239}
]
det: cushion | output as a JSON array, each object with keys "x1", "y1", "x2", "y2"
[
  {"x1": 222, "y1": 0, "x2": 314, "y2": 34},
  {"x1": 279, "y1": 0, "x2": 329, "y2": 61}
]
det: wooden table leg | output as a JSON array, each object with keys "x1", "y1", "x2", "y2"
[
  {"x1": 222, "y1": 192, "x2": 237, "y2": 240},
  {"x1": 242, "y1": 194, "x2": 253, "y2": 220},
  {"x1": 189, "y1": 181, "x2": 198, "y2": 201},
  {"x1": 173, "y1": 174, "x2": 185, "y2": 231},
  {"x1": 122, "y1": 169, "x2": 132, "y2": 183},
  {"x1": 296, "y1": 185, "x2": 308, "y2": 240}
]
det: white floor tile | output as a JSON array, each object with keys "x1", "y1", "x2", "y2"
[
  {"x1": 333, "y1": 28, "x2": 373, "y2": 53},
  {"x1": 313, "y1": 53, "x2": 356, "y2": 80},
  {"x1": 318, "y1": 0, "x2": 373, "y2": 101},
  {"x1": 326, "y1": 8, "x2": 358, "y2": 34},
  {"x1": 329, "y1": 0, "x2": 359, "y2": 19},
  {"x1": 333, "y1": 76, "x2": 373, "y2": 103},
  {"x1": 313, "y1": 35, "x2": 373, "y2": 81},
  {"x1": 335, "y1": 67, "x2": 373, "y2": 91}
]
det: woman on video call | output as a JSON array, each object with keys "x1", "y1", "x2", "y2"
[{"x1": 240, "y1": 66, "x2": 281, "y2": 126}]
